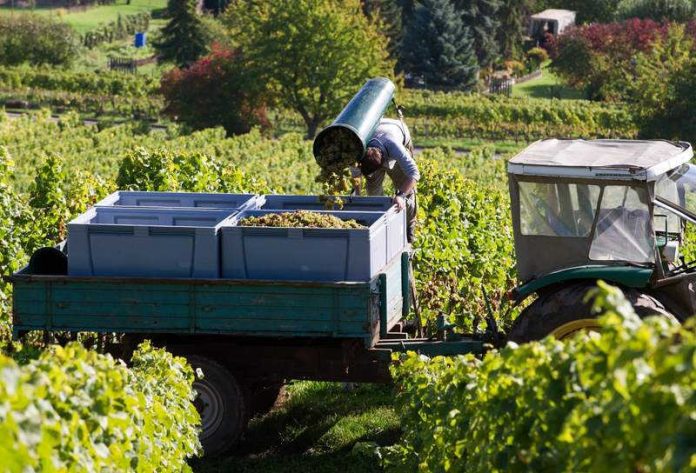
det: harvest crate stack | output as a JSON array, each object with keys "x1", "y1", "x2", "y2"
[{"x1": 66, "y1": 191, "x2": 407, "y2": 282}]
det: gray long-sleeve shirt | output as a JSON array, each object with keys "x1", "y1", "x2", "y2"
[{"x1": 367, "y1": 118, "x2": 420, "y2": 182}]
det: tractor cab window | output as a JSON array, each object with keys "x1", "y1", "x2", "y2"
[
  {"x1": 519, "y1": 182, "x2": 600, "y2": 237},
  {"x1": 653, "y1": 174, "x2": 682, "y2": 238},
  {"x1": 656, "y1": 163, "x2": 696, "y2": 219},
  {"x1": 589, "y1": 186, "x2": 653, "y2": 263}
]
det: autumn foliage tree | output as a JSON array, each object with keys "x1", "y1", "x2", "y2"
[
  {"x1": 627, "y1": 25, "x2": 696, "y2": 142},
  {"x1": 552, "y1": 19, "x2": 671, "y2": 100},
  {"x1": 225, "y1": 0, "x2": 394, "y2": 138},
  {"x1": 160, "y1": 45, "x2": 269, "y2": 135}
]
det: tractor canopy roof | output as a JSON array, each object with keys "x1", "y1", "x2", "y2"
[{"x1": 508, "y1": 139, "x2": 693, "y2": 181}]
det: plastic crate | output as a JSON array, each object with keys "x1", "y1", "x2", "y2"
[
  {"x1": 260, "y1": 195, "x2": 406, "y2": 261},
  {"x1": 68, "y1": 207, "x2": 234, "y2": 278},
  {"x1": 95, "y1": 191, "x2": 260, "y2": 212},
  {"x1": 221, "y1": 209, "x2": 398, "y2": 281}
]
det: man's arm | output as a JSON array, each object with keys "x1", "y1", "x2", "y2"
[
  {"x1": 385, "y1": 140, "x2": 420, "y2": 186},
  {"x1": 386, "y1": 140, "x2": 419, "y2": 188},
  {"x1": 384, "y1": 140, "x2": 419, "y2": 210},
  {"x1": 349, "y1": 165, "x2": 362, "y2": 195}
]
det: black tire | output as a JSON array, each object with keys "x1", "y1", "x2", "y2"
[
  {"x1": 508, "y1": 282, "x2": 678, "y2": 343},
  {"x1": 29, "y1": 247, "x2": 67, "y2": 275},
  {"x1": 187, "y1": 355, "x2": 248, "y2": 457}
]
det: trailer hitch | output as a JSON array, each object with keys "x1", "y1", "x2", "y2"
[{"x1": 480, "y1": 286, "x2": 508, "y2": 348}]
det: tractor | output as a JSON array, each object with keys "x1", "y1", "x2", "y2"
[{"x1": 507, "y1": 138, "x2": 696, "y2": 341}]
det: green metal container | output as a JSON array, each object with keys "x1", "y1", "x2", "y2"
[{"x1": 313, "y1": 78, "x2": 395, "y2": 170}]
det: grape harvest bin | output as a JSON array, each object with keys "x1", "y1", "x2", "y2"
[
  {"x1": 260, "y1": 195, "x2": 406, "y2": 263},
  {"x1": 96, "y1": 190, "x2": 260, "y2": 211},
  {"x1": 221, "y1": 209, "x2": 404, "y2": 281},
  {"x1": 68, "y1": 206, "x2": 234, "y2": 278}
]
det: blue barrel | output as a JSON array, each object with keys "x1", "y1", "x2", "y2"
[
  {"x1": 313, "y1": 78, "x2": 395, "y2": 170},
  {"x1": 134, "y1": 32, "x2": 147, "y2": 48}
]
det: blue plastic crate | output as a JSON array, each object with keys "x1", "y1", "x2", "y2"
[
  {"x1": 95, "y1": 191, "x2": 260, "y2": 212},
  {"x1": 134, "y1": 32, "x2": 146, "y2": 48},
  {"x1": 68, "y1": 207, "x2": 234, "y2": 278},
  {"x1": 221, "y1": 209, "x2": 400, "y2": 281}
]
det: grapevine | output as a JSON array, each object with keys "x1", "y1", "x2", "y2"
[{"x1": 387, "y1": 282, "x2": 696, "y2": 472}]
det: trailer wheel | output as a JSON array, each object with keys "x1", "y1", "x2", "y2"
[
  {"x1": 187, "y1": 355, "x2": 247, "y2": 457},
  {"x1": 508, "y1": 282, "x2": 678, "y2": 343}
]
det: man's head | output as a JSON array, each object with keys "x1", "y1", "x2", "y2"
[{"x1": 360, "y1": 147, "x2": 383, "y2": 176}]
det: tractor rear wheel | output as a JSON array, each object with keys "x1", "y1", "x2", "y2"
[{"x1": 508, "y1": 282, "x2": 678, "y2": 343}]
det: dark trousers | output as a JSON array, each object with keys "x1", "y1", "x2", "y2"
[{"x1": 405, "y1": 191, "x2": 417, "y2": 244}]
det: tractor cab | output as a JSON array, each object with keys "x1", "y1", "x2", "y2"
[{"x1": 507, "y1": 139, "x2": 696, "y2": 333}]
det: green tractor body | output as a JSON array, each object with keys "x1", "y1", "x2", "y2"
[{"x1": 507, "y1": 139, "x2": 696, "y2": 340}]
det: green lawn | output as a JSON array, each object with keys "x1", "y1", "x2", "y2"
[
  {"x1": 194, "y1": 381, "x2": 399, "y2": 473},
  {"x1": 74, "y1": 36, "x2": 166, "y2": 73},
  {"x1": 0, "y1": 0, "x2": 166, "y2": 34},
  {"x1": 512, "y1": 64, "x2": 584, "y2": 100}
]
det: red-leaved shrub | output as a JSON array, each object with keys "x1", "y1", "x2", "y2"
[
  {"x1": 160, "y1": 44, "x2": 269, "y2": 136},
  {"x1": 552, "y1": 19, "x2": 683, "y2": 100}
]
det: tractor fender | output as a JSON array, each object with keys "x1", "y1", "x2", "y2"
[{"x1": 511, "y1": 265, "x2": 654, "y2": 304}]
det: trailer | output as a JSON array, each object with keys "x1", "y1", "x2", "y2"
[{"x1": 9, "y1": 250, "x2": 487, "y2": 455}]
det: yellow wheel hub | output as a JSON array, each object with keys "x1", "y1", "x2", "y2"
[{"x1": 550, "y1": 318, "x2": 601, "y2": 340}]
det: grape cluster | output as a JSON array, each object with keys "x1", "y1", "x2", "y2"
[{"x1": 239, "y1": 210, "x2": 365, "y2": 229}]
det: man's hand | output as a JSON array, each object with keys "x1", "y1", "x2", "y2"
[{"x1": 393, "y1": 194, "x2": 406, "y2": 211}]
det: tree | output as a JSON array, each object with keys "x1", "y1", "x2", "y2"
[
  {"x1": 496, "y1": 0, "x2": 535, "y2": 60},
  {"x1": 628, "y1": 25, "x2": 696, "y2": 142},
  {"x1": 401, "y1": 0, "x2": 479, "y2": 89},
  {"x1": 363, "y1": 0, "x2": 404, "y2": 58},
  {"x1": 0, "y1": 14, "x2": 80, "y2": 66},
  {"x1": 155, "y1": 0, "x2": 209, "y2": 67},
  {"x1": 160, "y1": 45, "x2": 269, "y2": 135},
  {"x1": 551, "y1": 19, "x2": 670, "y2": 100},
  {"x1": 617, "y1": 0, "x2": 695, "y2": 22},
  {"x1": 454, "y1": 0, "x2": 501, "y2": 68},
  {"x1": 225, "y1": 0, "x2": 394, "y2": 138}
]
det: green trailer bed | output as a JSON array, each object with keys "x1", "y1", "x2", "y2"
[
  {"x1": 11, "y1": 252, "x2": 409, "y2": 348},
  {"x1": 9, "y1": 247, "x2": 486, "y2": 454}
]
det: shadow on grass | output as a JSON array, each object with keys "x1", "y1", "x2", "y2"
[
  {"x1": 193, "y1": 381, "x2": 401, "y2": 473},
  {"x1": 517, "y1": 84, "x2": 584, "y2": 100}
]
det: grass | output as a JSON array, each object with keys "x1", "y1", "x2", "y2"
[
  {"x1": 416, "y1": 137, "x2": 526, "y2": 155},
  {"x1": 0, "y1": 0, "x2": 168, "y2": 74},
  {"x1": 512, "y1": 63, "x2": 584, "y2": 100},
  {"x1": 73, "y1": 36, "x2": 167, "y2": 74},
  {"x1": 0, "y1": 0, "x2": 167, "y2": 34},
  {"x1": 194, "y1": 381, "x2": 400, "y2": 473}
]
